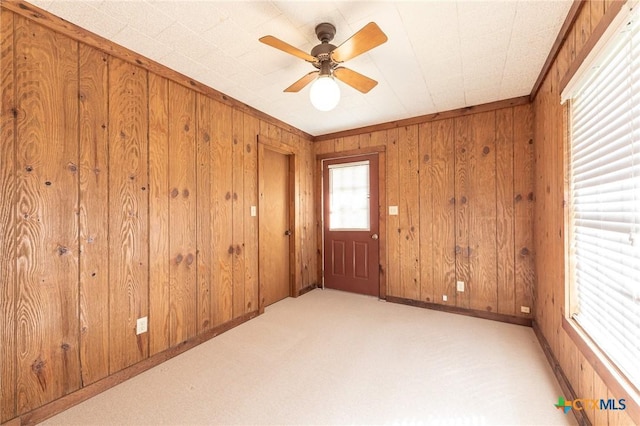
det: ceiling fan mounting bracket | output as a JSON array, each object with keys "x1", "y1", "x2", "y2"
[{"x1": 315, "y1": 22, "x2": 336, "y2": 43}]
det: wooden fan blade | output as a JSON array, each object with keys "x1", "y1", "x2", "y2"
[
  {"x1": 284, "y1": 71, "x2": 319, "y2": 92},
  {"x1": 331, "y1": 22, "x2": 388, "y2": 63},
  {"x1": 333, "y1": 67, "x2": 378, "y2": 93},
  {"x1": 259, "y1": 35, "x2": 316, "y2": 62}
]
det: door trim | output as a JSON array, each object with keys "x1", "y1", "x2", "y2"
[
  {"x1": 258, "y1": 136, "x2": 298, "y2": 313},
  {"x1": 316, "y1": 146, "x2": 387, "y2": 299}
]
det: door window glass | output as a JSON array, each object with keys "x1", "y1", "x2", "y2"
[{"x1": 328, "y1": 161, "x2": 370, "y2": 230}]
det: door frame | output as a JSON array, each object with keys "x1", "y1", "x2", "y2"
[
  {"x1": 258, "y1": 135, "x2": 298, "y2": 313},
  {"x1": 316, "y1": 146, "x2": 387, "y2": 299}
]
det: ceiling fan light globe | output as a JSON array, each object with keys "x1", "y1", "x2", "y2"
[{"x1": 309, "y1": 76, "x2": 340, "y2": 111}]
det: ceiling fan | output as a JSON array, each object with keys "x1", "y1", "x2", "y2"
[{"x1": 259, "y1": 22, "x2": 388, "y2": 110}]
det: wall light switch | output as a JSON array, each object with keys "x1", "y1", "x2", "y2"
[
  {"x1": 389, "y1": 206, "x2": 398, "y2": 216},
  {"x1": 136, "y1": 317, "x2": 148, "y2": 335},
  {"x1": 456, "y1": 281, "x2": 465, "y2": 292},
  {"x1": 250, "y1": 205, "x2": 257, "y2": 217}
]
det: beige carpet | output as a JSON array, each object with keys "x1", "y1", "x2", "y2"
[{"x1": 44, "y1": 289, "x2": 575, "y2": 425}]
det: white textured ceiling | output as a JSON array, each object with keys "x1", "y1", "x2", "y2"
[{"x1": 30, "y1": 0, "x2": 572, "y2": 136}]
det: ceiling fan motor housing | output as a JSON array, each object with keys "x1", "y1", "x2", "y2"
[
  {"x1": 315, "y1": 23, "x2": 336, "y2": 43},
  {"x1": 311, "y1": 23, "x2": 339, "y2": 74}
]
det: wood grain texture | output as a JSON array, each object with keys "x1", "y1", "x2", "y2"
[
  {"x1": 398, "y1": 126, "x2": 420, "y2": 300},
  {"x1": 315, "y1": 96, "x2": 530, "y2": 141},
  {"x1": 14, "y1": 16, "x2": 81, "y2": 413},
  {"x1": 431, "y1": 119, "x2": 456, "y2": 305},
  {"x1": 196, "y1": 94, "x2": 212, "y2": 332},
  {"x1": 495, "y1": 108, "x2": 516, "y2": 316},
  {"x1": 385, "y1": 129, "x2": 400, "y2": 297},
  {"x1": 454, "y1": 115, "x2": 471, "y2": 309},
  {"x1": 514, "y1": 104, "x2": 534, "y2": 316},
  {"x1": 211, "y1": 100, "x2": 233, "y2": 327},
  {"x1": 0, "y1": 8, "x2": 17, "y2": 422},
  {"x1": 78, "y1": 44, "x2": 109, "y2": 385},
  {"x1": 231, "y1": 109, "x2": 245, "y2": 318},
  {"x1": 467, "y1": 111, "x2": 497, "y2": 312},
  {"x1": 148, "y1": 73, "x2": 170, "y2": 354},
  {"x1": 168, "y1": 81, "x2": 197, "y2": 346},
  {"x1": 243, "y1": 114, "x2": 259, "y2": 313},
  {"x1": 418, "y1": 122, "x2": 434, "y2": 302},
  {"x1": 1, "y1": 1, "x2": 312, "y2": 142},
  {"x1": 108, "y1": 57, "x2": 149, "y2": 373}
]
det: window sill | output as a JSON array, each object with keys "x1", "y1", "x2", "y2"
[{"x1": 562, "y1": 316, "x2": 640, "y2": 422}]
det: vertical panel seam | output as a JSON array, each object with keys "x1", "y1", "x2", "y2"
[
  {"x1": 11, "y1": 11, "x2": 18, "y2": 419},
  {"x1": 145, "y1": 70, "x2": 150, "y2": 355},
  {"x1": 76, "y1": 40, "x2": 82, "y2": 387},
  {"x1": 106, "y1": 54, "x2": 111, "y2": 375},
  {"x1": 193, "y1": 88, "x2": 198, "y2": 335}
]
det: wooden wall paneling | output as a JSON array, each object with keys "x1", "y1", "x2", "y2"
[
  {"x1": 342, "y1": 135, "x2": 359, "y2": 151},
  {"x1": 514, "y1": 104, "x2": 535, "y2": 316},
  {"x1": 195, "y1": 94, "x2": 213, "y2": 332},
  {"x1": 78, "y1": 44, "x2": 110, "y2": 385},
  {"x1": 398, "y1": 125, "x2": 420, "y2": 300},
  {"x1": 314, "y1": 140, "x2": 334, "y2": 155},
  {"x1": 334, "y1": 137, "x2": 344, "y2": 152},
  {"x1": 578, "y1": 352, "x2": 596, "y2": 422},
  {"x1": 358, "y1": 133, "x2": 372, "y2": 149},
  {"x1": 148, "y1": 74, "x2": 170, "y2": 353},
  {"x1": 211, "y1": 100, "x2": 233, "y2": 327},
  {"x1": 431, "y1": 119, "x2": 456, "y2": 305},
  {"x1": 495, "y1": 108, "x2": 516, "y2": 316},
  {"x1": 108, "y1": 57, "x2": 149, "y2": 372},
  {"x1": 418, "y1": 122, "x2": 434, "y2": 302},
  {"x1": 574, "y1": 1, "x2": 593, "y2": 57},
  {"x1": 0, "y1": 8, "x2": 16, "y2": 422},
  {"x1": 300, "y1": 137, "x2": 311, "y2": 289},
  {"x1": 454, "y1": 116, "x2": 471, "y2": 308},
  {"x1": 467, "y1": 111, "x2": 498, "y2": 312},
  {"x1": 243, "y1": 113, "x2": 259, "y2": 312},
  {"x1": 168, "y1": 81, "x2": 197, "y2": 346},
  {"x1": 232, "y1": 109, "x2": 245, "y2": 318},
  {"x1": 14, "y1": 16, "x2": 81, "y2": 413},
  {"x1": 590, "y1": 0, "x2": 606, "y2": 31},
  {"x1": 385, "y1": 129, "x2": 400, "y2": 296},
  {"x1": 307, "y1": 139, "x2": 317, "y2": 287},
  {"x1": 291, "y1": 139, "x2": 302, "y2": 294},
  {"x1": 260, "y1": 121, "x2": 282, "y2": 145},
  {"x1": 594, "y1": 372, "x2": 609, "y2": 424}
]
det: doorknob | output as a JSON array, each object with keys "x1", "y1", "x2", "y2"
[
  {"x1": 284, "y1": 230, "x2": 292, "y2": 236},
  {"x1": 371, "y1": 233, "x2": 378, "y2": 240}
]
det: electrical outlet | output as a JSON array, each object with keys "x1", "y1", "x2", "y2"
[
  {"x1": 442, "y1": 295, "x2": 448, "y2": 302},
  {"x1": 250, "y1": 205, "x2": 257, "y2": 217},
  {"x1": 520, "y1": 306, "x2": 531, "y2": 314},
  {"x1": 456, "y1": 281, "x2": 465, "y2": 292},
  {"x1": 389, "y1": 206, "x2": 398, "y2": 216},
  {"x1": 136, "y1": 316, "x2": 148, "y2": 335}
]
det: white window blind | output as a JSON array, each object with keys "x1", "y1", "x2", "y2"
[{"x1": 567, "y1": 4, "x2": 640, "y2": 389}]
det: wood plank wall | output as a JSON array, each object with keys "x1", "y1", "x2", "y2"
[
  {"x1": 532, "y1": 0, "x2": 635, "y2": 424},
  {"x1": 0, "y1": 10, "x2": 317, "y2": 423},
  {"x1": 314, "y1": 103, "x2": 534, "y2": 319}
]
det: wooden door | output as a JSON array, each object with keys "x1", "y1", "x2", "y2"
[
  {"x1": 260, "y1": 148, "x2": 291, "y2": 307},
  {"x1": 323, "y1": 154, "x2": 379, "y2": 296}
]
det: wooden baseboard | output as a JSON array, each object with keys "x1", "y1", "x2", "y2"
[
  {"x1": 10, "y1": 311, "x2": 258, "y2": 426},
  {"x1": 385, "y1": 296, "x2": 533, "y2": 327},
  {"x1": 297, "y1": 283, "x2": 318, "y2": 297},
  {"x1": 532, "y1": 321, "x2": 591, "y2": 426}
]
